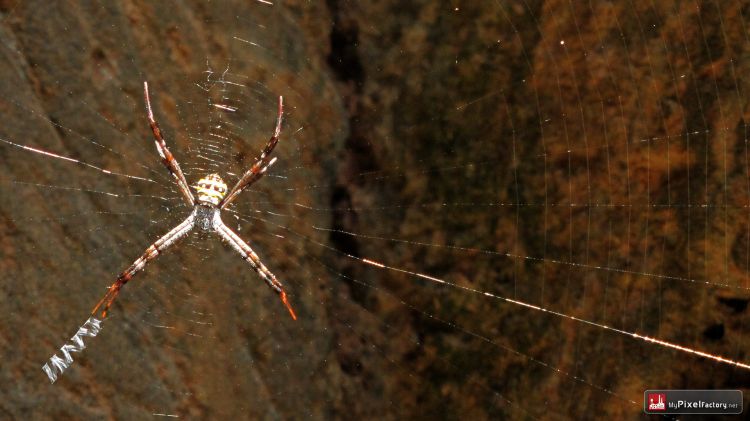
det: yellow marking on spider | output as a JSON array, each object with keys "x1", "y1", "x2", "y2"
[{"x1": 193, "y1": 173, "x2": 227, "y2": 206}]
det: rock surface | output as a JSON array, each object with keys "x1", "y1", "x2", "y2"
[{"x1": 0, "y1": 1, "x2": 748, "y2": 419}]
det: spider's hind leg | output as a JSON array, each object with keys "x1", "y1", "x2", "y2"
[
  {"x1": 215, "y1": 219, "x2": 297, "y2": 320},
  {"x1": 91, "y1": 278, "x2": 127, "y2": 318},
  {"x1": 90, "y1": 213, "x2": 195, "y2": 319}
]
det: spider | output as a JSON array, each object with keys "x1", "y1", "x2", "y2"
[{"x1": 90, "y1": 82, "x2": 296, "y2": 321}]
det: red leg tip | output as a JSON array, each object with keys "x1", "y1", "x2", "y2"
[{"x1": 280, "y1": 290, "x2": 297, "y2": 320}]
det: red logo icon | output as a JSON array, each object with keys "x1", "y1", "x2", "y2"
[{"x1": 648, "y1": 393, "x2": 666, "y2": 411}]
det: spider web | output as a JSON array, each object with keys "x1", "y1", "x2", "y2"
[{"x1": 0, "y1": 0, "x2": 749, "y2": 419}]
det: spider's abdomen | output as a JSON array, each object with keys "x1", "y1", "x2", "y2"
[{"x1": 193, "y1": 173, "x2": 227, "y2": 206}]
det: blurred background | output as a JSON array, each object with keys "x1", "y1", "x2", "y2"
[{"x1": 1, "y1": 1, "x2": 749, "y2": 419}]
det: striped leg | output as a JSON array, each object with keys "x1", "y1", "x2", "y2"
[
  {"x1": 91, "y1": 213, "x2": 195, "y2": 318},
  {"x1": 220, "y1": 96, "x2": 283, "y2": 209},
  {"x1": 144, "y1": 81, "x2": 195, "y2": 206},
  {"x1": 215, "y1": 219, "x2": 297, "y2": 320}
]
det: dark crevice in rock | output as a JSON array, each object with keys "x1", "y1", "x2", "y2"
[
  {"x1": 325, "y1": 0, "x2": 363, "y2": 90},
  {"x1": 703, "y1": 323, "x2": 725, "y2": 341},
  {"x1": 718, "y1": 296, "x2": 749, "y2": 313},
  {"x1": 326, "y1": 0, "x2": 374, "y2": 307}
]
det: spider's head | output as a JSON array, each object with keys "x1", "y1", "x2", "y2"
[{"x1": 194, "y1": 173, "x2": 227, "y2": 207}]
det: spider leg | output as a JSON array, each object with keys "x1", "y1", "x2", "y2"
[
  {"x1": 214, "y1": 218, "x2": 297, "y2": 320},
  {"x1": 91, "y1": 212, "x2": 195, "y2": 319},
  {"x1": 220, "y1": 96, "x2": 283, "y2": 209},
  {"x1": 143, "y1": 81, "x2": 195, "y2": 206}
]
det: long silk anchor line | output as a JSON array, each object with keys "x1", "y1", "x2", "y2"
[{"x1": 42, "y1": 317, "x2": 103, "y2": 383}]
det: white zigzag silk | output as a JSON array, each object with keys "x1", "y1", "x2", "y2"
[{"x1": 42, "y1": 317, "x2": 102, "y2": 383}]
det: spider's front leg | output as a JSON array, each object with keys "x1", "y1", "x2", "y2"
[
  {"x1": 91, "y1": 213, "x2": 195, "y2": 318},
  {"x1": 144, "y1": 81, "x2": 195, "y2": 206},
  {"x1": 220, "y1": 96, "x2": 283, "y2": 209},
  {"x1": 215, "y1": 219, "x2": 297, "y2": 320}
]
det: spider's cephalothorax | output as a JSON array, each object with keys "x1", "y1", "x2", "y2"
[
  {"x1": 194, "y1": 200, "x2": 221, "y2": 232},
  {"x1": 194, "y1": 173, "x2": 227, "y2": 207}
]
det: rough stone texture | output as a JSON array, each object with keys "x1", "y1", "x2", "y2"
[
  {"x1": 322, "y1": 0, "x2": 750, "y2": 418},
  {"x1": 1, "y1": 0, "x2": 749, "y2": 420},
  {"x1": 0, "y1": 2, "x2": 346, "y2": 420}
]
